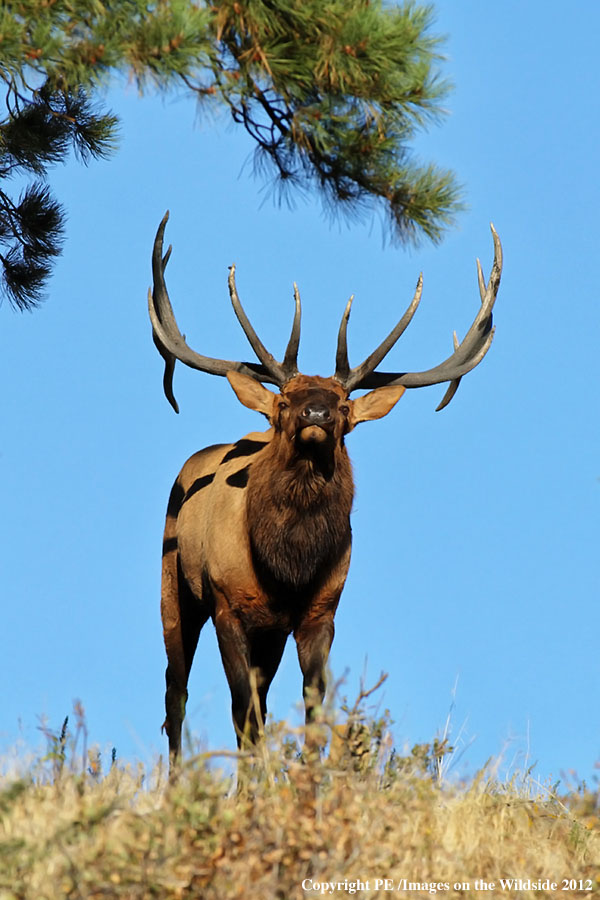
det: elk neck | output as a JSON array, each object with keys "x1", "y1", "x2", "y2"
[{"x1": 245, "y1": 427, "x2": 354, "y2": 590}]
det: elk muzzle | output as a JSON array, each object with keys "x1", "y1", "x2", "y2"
[{"x1": 297, "y1": 401, "x2": 334, "y2": 444}]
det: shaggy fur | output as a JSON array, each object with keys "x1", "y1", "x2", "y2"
[{"x1": 247, "y1": 439, "x2": 354, "y2": 589}]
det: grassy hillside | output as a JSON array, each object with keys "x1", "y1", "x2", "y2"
[{"x1": 0, "y1": 702, "x2": 598, "y2": 899}]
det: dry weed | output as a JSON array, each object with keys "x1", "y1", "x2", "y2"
[{"x1": 0, "y1": 698, "x2": 598, "y2": 899}]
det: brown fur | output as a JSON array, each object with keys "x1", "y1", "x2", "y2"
[
  {"x1": 161, "y1": 373, "x2": 404, "y2": 760},
  {"x1": 247, "y1": 390, "x2": 354, "y2": 589}
]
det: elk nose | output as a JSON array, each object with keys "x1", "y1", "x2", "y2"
[{"x1": 301, "y1": 402, "x2": 332, "y2": 426}]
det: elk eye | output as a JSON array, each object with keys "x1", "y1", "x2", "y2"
[{"x1": 339, "y1": 405, "x2": 350, "y2": 416}]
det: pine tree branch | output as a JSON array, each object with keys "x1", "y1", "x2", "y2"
[
  {"x1": 0, "y1": 73, "x2": 117, "y2": 308},
  {"x1": 0, "y1": 0, "x2": 465, "y2": 311}
]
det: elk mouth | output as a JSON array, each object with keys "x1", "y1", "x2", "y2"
[{"x1": 297, "y1": 424, "x2": 329, "y2": 444}]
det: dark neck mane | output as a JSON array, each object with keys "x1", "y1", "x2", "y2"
[{"x1": 246, "y1": 439, "x2": 354, "y2": 589}]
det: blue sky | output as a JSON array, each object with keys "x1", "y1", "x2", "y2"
[{"x1": 1, "y1": 1, "x2": 598, "y2": 785}]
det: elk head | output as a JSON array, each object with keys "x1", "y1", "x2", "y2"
[{"x1": 227, "y1": 371, "x2": 405, "y2": 462}]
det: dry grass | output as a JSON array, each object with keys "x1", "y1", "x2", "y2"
[{"x1": 0, "y1": 697, "x2": 598, "y2": 900}]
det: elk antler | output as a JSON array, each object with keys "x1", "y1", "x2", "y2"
[
  {"x1": 148, "y1": 212, "x2": 301, "y2": 412},
  {"x1": 333, "y1": 225, "x2": 502, "y2": 410},
  {"x1": 149, "y1": 213, "x2": 502, "y2": 412}
]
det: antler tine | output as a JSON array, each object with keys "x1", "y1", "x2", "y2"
[
  {"x1": 148, "y1": 213, "x2": 280, "y2": 412},
  {"x1": 337, "y1": 275, "x2": 423, "y2": 392},
  {"x1": 477, "y1": 257, "x2": 486, "y2": 303},
  {"x1": 150, "y1": 213, "x2": 176, "y2": 334},
  {"x1": 342, "y1": 225, "x2": 502, "y2": 409},
  {"x1": 334, "y1": 295, "x2": 354, "y2": 383},
  {"x1": 345, "y1": 272, "x2": 423, "y2": 391},
  {"x1": 487, "y1": 222, "x2": 502, "y2": 297},
  {"x1": 151, "y1": 319, "x2": 179, "y2": 413},
  {"x1": 282, "y1": 283, "x2": 302, "y2": 376},
  {"x1": 434, "y1": 333, "x2": 461, "y2": 412},
  {"x1": 227, "y1": 266, "x2": 290, "y2": 385}
]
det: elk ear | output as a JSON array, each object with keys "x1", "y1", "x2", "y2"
[
  {"x1": 350, "y1": 385, "x2": 406, "y2": 428},
  {"x1": 227, "y1": 371, "x2": 276, "y2": 418}
]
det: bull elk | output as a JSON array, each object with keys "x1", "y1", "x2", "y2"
[{"x1": 149, "y1": 212, "x2": 502, "y2": 761}]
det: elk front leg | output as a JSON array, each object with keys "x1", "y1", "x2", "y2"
[
  {"x1": 294, "y1": 614, "x2": 335, "y2": 724},
  {"x1": 250, "y1": 629, "x2": 288, "y2": 729},
  {"x1": 214, "y1": 606, "x2": 261, "y2": 748}
]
